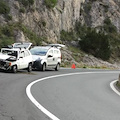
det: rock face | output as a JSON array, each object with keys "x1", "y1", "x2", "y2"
[
  {"x1": 81, "y1": 0, "x2": 120, "y2": 32},
  {"x1": 0, "y1": 0, "x2": 120, "y2": 41},
  {"x1": 14, "y1": 30, "x2": 26, "y2": 42},
  {"x1": 2, "y1": 0, "x2": 84, "y2": 42}
]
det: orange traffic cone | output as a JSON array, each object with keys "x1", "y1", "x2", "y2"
[{"x1": 71, "y1": 64, "x2": 76, "y2": 69}]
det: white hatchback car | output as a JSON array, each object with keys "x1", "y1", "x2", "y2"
[
  {"x1": 30, "y1": 45, "x2": 62, "y2": 71},
  {"x1": 0, "y1": 43, "x2": 33, "y2": 73}
]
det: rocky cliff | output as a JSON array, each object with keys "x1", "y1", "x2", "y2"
[
  {"x1": 0, "y1": 0, "x2": 84, "y2": 42},
  {"x1": 0, "y1": 0, "x2": 120, "y2": 42},
  {"x1": 80, "y1": 0, "x2": 120, "y2": 32}
]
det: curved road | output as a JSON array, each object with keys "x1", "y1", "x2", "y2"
[{"x1": 0, "y1": 69, "x2": 120, "y2": 120}]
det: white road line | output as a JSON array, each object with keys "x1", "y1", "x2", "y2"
[
  {"x1": 26, "y1": 71, "x2": 120, "y2": 120},
  {"x1": 110, "y1": 80, "x2": 120, "y2": 96}
]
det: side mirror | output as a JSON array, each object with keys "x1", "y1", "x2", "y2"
[{"x1": 48, "y1": 55, "x2": 53, "y2": 58}]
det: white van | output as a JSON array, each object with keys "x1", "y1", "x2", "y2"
[{"x1": 30, "y1": 45, "x2": 62, "y2": 71}]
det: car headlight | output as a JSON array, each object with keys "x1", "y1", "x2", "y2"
[{"x1": 36, "y1": 57, "x2": 41, "y2": 61}]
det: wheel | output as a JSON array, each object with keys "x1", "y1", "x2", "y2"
[
  {"x1": 28, "y1": 63, "x2": 32, "y2": 72},
  {"x1": 12, "y1": 65, "x2": 17, "y2": 73},
  {"x1": 41, "y1": 63, "x2": 46, "y2": 71},
  {"x1": 55, "y1": 63, "x2": 60, "y2": 71}
]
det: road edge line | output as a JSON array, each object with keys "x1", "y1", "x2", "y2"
[
  {"x1": 26, "y1": 71, "x2": 120, "y2": 120},
  {"x1": 110, "y1": 80, "x2": 120, "y2": 96}
]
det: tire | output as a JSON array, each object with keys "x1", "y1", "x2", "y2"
[
  {"x1": 12, "y1": 65, "x2": 17, "y2": 73},
  {"x1": 28, "y1": 63, "x2": 32, "y2": 72},
  {"x1": 41, "y1": 63, "x2": 46, "y2": 71},
  {"x1": 55, "y1": 63, "x2": 60, "y2": 71}
]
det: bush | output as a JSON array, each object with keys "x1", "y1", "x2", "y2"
[
  {"x1": 19, "y1": 24, "x2": 44, "y2": 45},
  {"x1": 103, "y1": 18, "x2": 117, "y2": 33},
  {"x1": 0, "y1": 23, "x2": 45, "y2": 49},
  {"x1": 29, "y1": 0, "x2": 34, "y2": 5},
  {"x1": 60, "y1": 30, "x2": 76, "y2": 42},
  {"x1": 19, "y1": 7, "x2": 25, "y2": 13},
  {"x1": 44, "y1": 0, "x2": 57, "y2": 8},
  {"x1": 0, "y1": 36, "x2": 14, "y2": 48},
  {"x1": 0, "y1": 0, "x2": 10, "y2": 15},
  {"x1": 20, "y1": 0, "x2": 34, "y2": 7},
  {"x1": 79, "y1": 30, "x2": 111, "y2": 60},
  {"x1": 5, "y1": 14, "x2": 12, "y2": 21},
  {"x1": 0, "y1": 24, "x2": 14, "y2": 48}
]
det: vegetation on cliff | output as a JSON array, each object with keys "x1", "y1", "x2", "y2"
[
  {"x1": 60, "y1": 19, "x2": 120, "y2": 61},
  {"x1": 0, "y1": 23, "x2": 46, "y2": 48}
]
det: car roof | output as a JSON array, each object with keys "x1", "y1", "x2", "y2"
[
  {"x1": 32, "y1": 46, "x2": 60, "y2": 50},
  {"x1": 33, "y1": 46, "x2": 51, "y2": 49},
  {"x1": 1, "y1": 47, "x2": 26, "y2": 52}
]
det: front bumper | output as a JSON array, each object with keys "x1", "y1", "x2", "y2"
[
  {"x1": 32, "y1": 60, "x2": 42, "y2": 69},
  {"x1": 0, "y1": 60, "x2": 11, "y2": 70}
]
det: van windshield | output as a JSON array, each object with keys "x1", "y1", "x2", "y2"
[{"x1": 30, "y1": 47, "x2": 48, "y2": 56}]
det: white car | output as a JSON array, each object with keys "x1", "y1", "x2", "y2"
[
  {"x1": 0, "y1": 43, "x2": 33, "y2": 73},
  {"x1": 30, "y1": 45, "x2": 62, "y2": 71}
]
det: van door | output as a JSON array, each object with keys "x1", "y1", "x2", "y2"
[{"x1": 47, "y1": 50, "x2": 55, "y2": 67}]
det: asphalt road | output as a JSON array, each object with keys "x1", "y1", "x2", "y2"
[{"x1": 0, "y1": 69, "x2": 120, "y2": 120}]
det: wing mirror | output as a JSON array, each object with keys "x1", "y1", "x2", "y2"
[{"x1": 48, "y1": 55, "x2": 53, "y2": 58}]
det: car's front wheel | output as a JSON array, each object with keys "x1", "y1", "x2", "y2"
[
  {"x1": 55, "y1": 63, "x2": 60, "y2": 71},
  {"x1": 12, "y1": 65, "x2": 17, "y2": 73},
  {"x1": 27, "y1": 63, "x2": 32, "y2": 72},
  {"x1": 41, "y1": 63, "x2": 46, "y2": 71}
]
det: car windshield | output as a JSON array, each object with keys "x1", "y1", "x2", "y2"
[
  {"x1": 1, "y1": 49, "x2": 18, "y2": 58},
  {"x1": 30, "y1": 47, "x2": 48, "y2": 56}
]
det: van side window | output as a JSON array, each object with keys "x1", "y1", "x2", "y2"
[
  {"x1": 54, "y1": 50, "x2": 59, "y2": 54},
  {"x1": 48, "y1": 50, "x2": 53, "y2": 55}
]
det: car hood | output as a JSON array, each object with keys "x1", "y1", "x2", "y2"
[
  {"x1": 32, "y1": 55, "x2": 46, "y2": 61},
  {"x1": 0, "y1": 53, "x2": 11, "y2": 60}
]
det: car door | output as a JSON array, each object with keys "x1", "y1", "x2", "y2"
[
  {"x1": 47, "y1": 49, "x2": 55, "y2": 67},
  {"x1": 17, "y1": 51, "x2": 25, "y2": 69}
]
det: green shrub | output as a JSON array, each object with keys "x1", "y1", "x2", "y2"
[
  {"x1": 60, "y1": 30, "x2": 76, "y2": 41},
  {"x1": 21, "y1": 0, "x2": 29, "y2": 7},
  {"x1": 19, "y1": 24, "x2": 44, "y2": 45},
  {"x1": 44, "y1": 0, "x2": 57, "y2": 8},
  {"x1": 79, "y1": 30, "x2": 111, "y2": 60},
  {"x1": 42, "y1": 21, "x2": 46, "y2": 27},
  {"x1": 1, "y1": 25, "x2": 14, "y2": 37},
  {"x1": 19, "y1": 7, "x2": 25, "y2": 13},
  {"x1": 103, "y1": 4, "x2": 109, "y2": 12},
  {"x1": 5, "y1": 14, "x2": 12, "y2": 21},
  {"x1": 0, "y1": 25, "x2": 14, "y2": 48},
  {"x1": 0, "y1": 0, "x2": 10, "y2": 14},
  {"x1": 103, "y1": 18, "x2": 117, "y2": 33},
  {"x1": 29, "y1": 0, "x2": 34, "y2": 5},
  {"x1": 20, "y1": 0, "x2": 34, "y2": 7},
  {"x1": 0, "y1": 36, "x2": 14, "y2": 48},
  {"x1": 0, "y1": 23, "x2": 46, "y2": 49}
]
